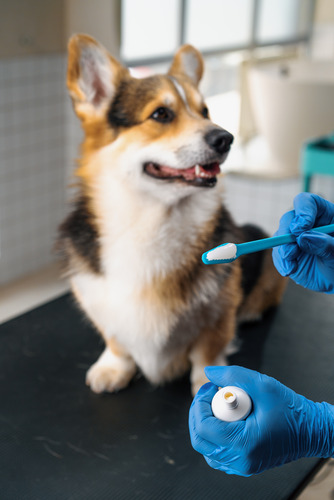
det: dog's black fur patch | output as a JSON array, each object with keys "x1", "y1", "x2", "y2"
[
  {"x1": 108, "y1": 77, "x2": 166, "y2": 129},
  {"x1": 57, "y1": 196, "x2": 101, "y2": 274},
  {"x1": 211, "y1": 205, "x2": 240, "y2": 248},
  {"x1": 208, "y1": 210, "x2": 268, "y2": 296},
  {"x1": 239, "y1": 224, "x2": 267, "y2": 295}
]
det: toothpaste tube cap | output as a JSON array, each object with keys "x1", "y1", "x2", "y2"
[{"x1": 211, "y1": 386, "x2": 252, "y2": 422}]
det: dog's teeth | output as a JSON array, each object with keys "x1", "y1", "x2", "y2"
[{"x1": 195, "y1": 165, "x2": 201, "y2": 176}]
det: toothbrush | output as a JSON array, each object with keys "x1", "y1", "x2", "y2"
[{"x1": 202, "y1": 224, "x2": 334, "y2": 265}]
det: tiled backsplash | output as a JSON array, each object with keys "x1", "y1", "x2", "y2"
[
  {"x1": 223, "y1": 175, "x2": 299, "y2": 236},
  {"x1": 1, "y1": 53, "x2": 334, "y2": 286},
  {"x1": 0, "y1": 54, "x2": 70, "y2": 285},
  {"x1": 224, "y1": 174, "x2": 334, "y2": 237}
]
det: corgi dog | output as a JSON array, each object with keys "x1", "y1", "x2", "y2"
[{"x1": 58, "y1": 34, "x2": 286, "y2": 396}]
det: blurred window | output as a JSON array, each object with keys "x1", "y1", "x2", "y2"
[
  {"x1": 121, "y1": 0, "x2": 181, "y2": 61},
  {"x1": 256, "y1": 0, "x2": 314, "y2": 44},
  {"x1": 184, "y1": 0, "x2": 253, "y2": 51},
  {"x1": 120, "y1": 0, "x2": 315, "y2": 64}
]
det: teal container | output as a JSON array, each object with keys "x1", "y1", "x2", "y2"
[{"x1": 301, "y1": 132, "x2": 334, "y2": 192}]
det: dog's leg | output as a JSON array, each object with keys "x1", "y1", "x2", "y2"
[
  {"x1": 86, "y1": 338, "x2": 136, "y2": 393},
  {"x1": 238, "y1": 251, "x2": 287, "y2": 322},
  {"x1": 189, "y1": 316, "x2": 235, "y2": 397},
  {"x1": 189, "y1": 267, "x2": 242, "y2": 397},
  {"x1": 70, "y1": 279, "x2": 137, "y2": 393}
]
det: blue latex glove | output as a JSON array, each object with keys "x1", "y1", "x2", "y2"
[
  {"x1": 272, "y1": 193, "x2": 334, "y2": 293},
  {"x1": 189, "y1": 365, "x2": 334, "y2": 476}
]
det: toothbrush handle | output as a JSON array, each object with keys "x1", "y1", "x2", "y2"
[
  {"x1": 237, "y1": 224, "x2": 334, "y2": 257},
  {"x1": 237, "y1": 234, "x2": 294, "y2": 257}
]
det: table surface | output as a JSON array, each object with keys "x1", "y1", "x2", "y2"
[{"x1": 1, "y1": 281, "x2": 333, "y2": 500}]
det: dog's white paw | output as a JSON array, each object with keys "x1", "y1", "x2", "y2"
[
  {"x1": 86, "y1": 347, "x2": 136, "y2": 394},
  {"x1": 86, "y1": 364, "x2": 133, "y2": 393}
]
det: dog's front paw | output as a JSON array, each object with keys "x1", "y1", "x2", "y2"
[
  {"x1": 86, "y1": 364, "x2": 131, "y2": 393},
  {"x1": 86, "y1": 348, "x2": 136, "y2": 393}
]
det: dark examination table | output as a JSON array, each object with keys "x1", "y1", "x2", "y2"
[{"x1": 1, "y1": 281, "x2": 333, "y2": 499}]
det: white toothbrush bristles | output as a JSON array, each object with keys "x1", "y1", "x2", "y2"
[{"x1": 205, "y1": 243, "x2": 237, "y2": 262}]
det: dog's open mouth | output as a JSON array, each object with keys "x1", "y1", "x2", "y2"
[{"x1": 143, "y1": 162, "x2": 221, "y2": 187}]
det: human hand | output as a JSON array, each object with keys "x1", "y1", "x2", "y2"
[
  {"x1": 272, "y1": 193, "x2": 334, "y2": 293},
  {"x1": 189, "y1": 365, "x2": 334, "y2": 476}
]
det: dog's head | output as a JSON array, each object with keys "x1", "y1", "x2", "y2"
[{"x1": 67, "y1": 34, "x2": 233, "y2": 202}]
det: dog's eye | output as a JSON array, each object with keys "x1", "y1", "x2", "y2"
[
  {"x1": 201, "y1": 106, "x2": 209, "y2": 119},
  {"x1": 150, "y1": 107, "x2": 174, "y2": 123}
]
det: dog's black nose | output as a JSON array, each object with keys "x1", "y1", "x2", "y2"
[{"x1": 205, "y1": 129, "x2": 234, "y2": 155}]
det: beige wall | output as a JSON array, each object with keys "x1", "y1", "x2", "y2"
[
  {"x1": 315, "y1": 0, "x2": 334, "y2": 23},
  {"x1": 65, "y1": 0, "x2": 120, "y2": 56},
  {"x1": 0, "y1": 0, "x2": 66, "y2": 58},
  {"x1": 0, "y1": 0, "x2": 120, "y2": 59}
]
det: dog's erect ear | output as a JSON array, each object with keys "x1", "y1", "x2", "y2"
[
  {"x1": 67, "y1": 34, "x2": 128, "y2": 118},
  {"x1": 168, "y1": 45, "x2": 204, "y2": 87}
]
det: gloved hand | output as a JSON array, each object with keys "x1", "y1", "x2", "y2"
[
  {"x1": 272, "y1": 192, "x2": 334, "y2": 293},
  {"x1": 189, "y1": 365, "x2": 334, "y2": 476}
]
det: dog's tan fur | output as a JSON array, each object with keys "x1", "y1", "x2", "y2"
[{"x1": 58, "y1": 34, "x2": 286, "y2": 396}]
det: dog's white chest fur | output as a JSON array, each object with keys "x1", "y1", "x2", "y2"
[{"x1": 70, "y1": 177, "x2": 221, "y2": 380}]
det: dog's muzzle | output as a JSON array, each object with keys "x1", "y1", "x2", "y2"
[{"x1": 143, "y1": 127, "x2": 234, "y2": 188}]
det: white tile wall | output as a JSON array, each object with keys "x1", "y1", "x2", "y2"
[
  {"x1": 223, "y1": 175, "x2": 300, "y2": 236},
  {"x1": 223, "y1": 174, "x2": 334, "y2": 236},
  {"x1": 0, "y1": 54, "x2": 73, "y2": 285}
]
